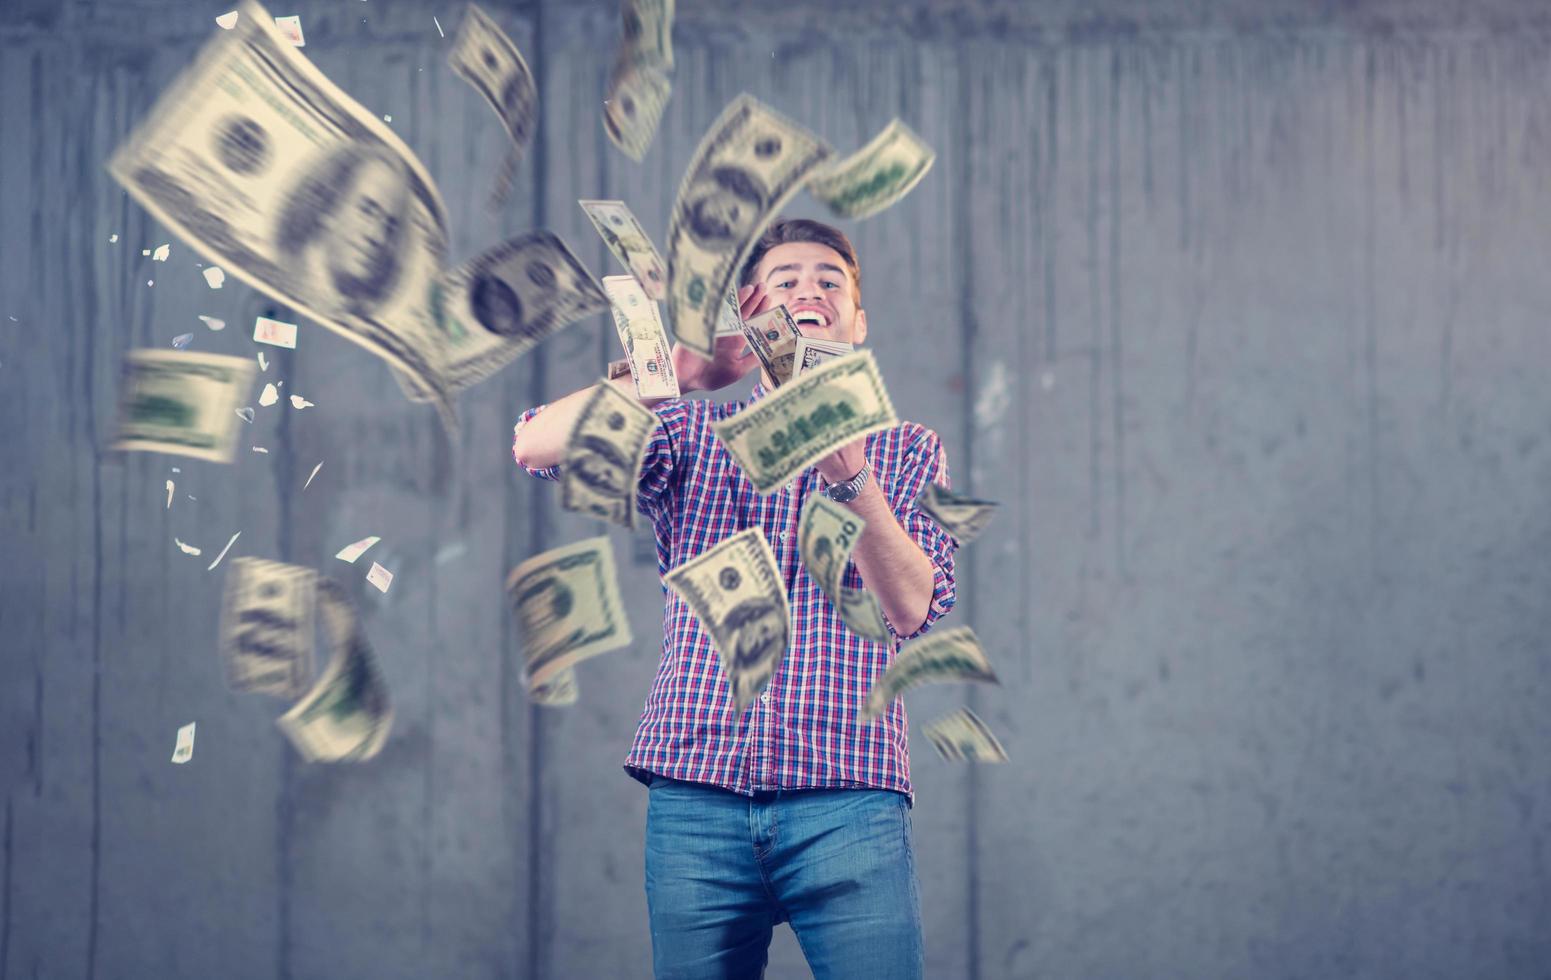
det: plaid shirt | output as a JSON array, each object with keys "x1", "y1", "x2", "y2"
[{"x1": 512, "y1": 380, "x2": 957, "y2": 805}]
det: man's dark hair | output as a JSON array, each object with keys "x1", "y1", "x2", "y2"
[{"x1": 738, "y1": 218, "x2": 862, "y2": 303}]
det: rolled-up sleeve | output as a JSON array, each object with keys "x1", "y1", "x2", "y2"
[
  {"x1": 512, "y1": 399, "x2": 691, "y2": 520},
  {"x1": 883, "y1": 426, "x2": 958, "y2": 641}
]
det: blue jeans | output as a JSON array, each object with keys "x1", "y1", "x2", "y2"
[{"x1": 643, "y1": 773, "x2": 925, "y2": 979}]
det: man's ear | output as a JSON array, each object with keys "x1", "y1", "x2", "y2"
[{"x1": 852, "y1": 307, "x2": 868, "y2": 346}]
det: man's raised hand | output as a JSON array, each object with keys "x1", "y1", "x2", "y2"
[{"x1": 671, "y1": 283, "x2": 769, "y2": 394}]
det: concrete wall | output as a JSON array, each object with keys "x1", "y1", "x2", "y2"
[{"x1": 2, "y1": 1, "x2": 1549, "y2": 977}]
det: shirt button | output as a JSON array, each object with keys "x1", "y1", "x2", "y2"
[
  {"x1": 779, "y1": 531, "x2": 788, "y2": 541},
  {"x1": 786, "y1": 483, "x2": 795, "y2": 492}
]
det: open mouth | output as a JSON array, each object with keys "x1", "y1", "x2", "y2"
[{"x1": 791, "y1": 310, "x2": 830, "y2": 330}]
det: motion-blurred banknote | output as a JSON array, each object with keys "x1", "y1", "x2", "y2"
[
  {"x1": 715, "y1": 285, "x2": 744, "y2": 337},
  {"x1": 666, "y1": 94, "x2": 833, "y2": 355},
  {"x1": 449, "y1": 3, "x2": 537, "y2": 203},
  {"x1": 529, "y1": 666, "x2": 579, "y2": 706},
  {"x1": 275, "y1": 578, "x2": 394, "y2": 762},
  {"x1": 560, "y1": 380, "x2": 660, "y2": 527},
  {"x1": 112, "y1": 349, "x2": 256, "y2": 463},
  {"x1": 618, "y1": 0, "x2": 674, "y2": 70},
  {"x1": 398, "y1": 230, "x2": 609, "y2": 401},
  {"x1": 808, "y1": 118, "x2": 936, "y2": 220},
  {"x1": 860, "y1": 626, "x2": 1000, "y2": 722},
  {"x1": 603, "y1": 0, "x2": 675, "y2": 160},
  {"x1": 602, "y1": 275, "x2": 679, "y2": 400},
  {"x1": 506, "y1": 536, "x2": 632, "y2": 691},
  {"x1": 917, "y1": 482, "x2": 999, "y2": 544},
  {"x1": 581, "y1": 199, "x2": 669, "y2": 301},
  {"x1": 106, "y1": 1, "x2": 453, "y2": 412},
  {"x1": 797, "y1": 496, "x2": 890, "y2": 640},
  {"x1": 218, "y1": 557, "x2": 316, "y2": 699},
  {"x1": 711, "y1": 350, "x2": 897, "y2": 494},
  {"x1": 664, "y1": 527, "x2": 789, "y2": 716},
  {"x1": 922, "y1": 707, "x2": 1008, "y2": 764},
  {"x1": 739, "y1": 305, "x2": 802, "y2": 387}
]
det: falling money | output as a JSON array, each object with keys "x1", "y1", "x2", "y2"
[
  {"x1": 807, "y1": 118, "x2": 936, "y2": 221},
  {"x1": 917, "y1": 483, "x2": 1000, "y2": 544},
  {"x1": 797, "y1": 495, "x2": 889, "y2": 640},
  {"x1": 603, "y1": 0, "x2": 676, "y2": 160},
  {"x1": 664, "y1": 527, "x2": 789, "y2": 717},
  {"x1": 860, "y1": 626, "x2": 1000, "y2": 722},
  {"x1": 921, "y1": 707, "x2": 1008, "y2": 764},
  {"x1": 792, "y1": 337, "x2": 853, "y2": 378},
  {"x1": 739, "y1": 305, "x2": 803, "y2": 388},
  {"x1": 506, "y1": 536, "x2": 633, "y2": 692},
  {"x1": 449, "y1": 3, "x2": 538, "y2": 203},
  {"x1": 581, "y1": 199, "x2": 669, "y2": 301},
  {"x1": 711, "y1": 350, "x2": 897, "y2": 494},
  {"x1": 275, "y1": 578, "x2": 394, "y2": 762},
  {"x1": 111, "y1": 350, "x2": 256, "y2": 464},
  {"x1": 602, "y1": 275, "x2": 679, "y2": 401},
  {"x1": 665, "y1": 93, "x2": 833, "y2": 355},
  {"x1": 218, "y1": 557, "x2": 317, "y2": 699},
  {"x1": 560, "y1": 381, "x2": 660, "y2": 528}
]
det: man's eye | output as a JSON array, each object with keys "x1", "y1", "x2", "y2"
[
  {"x1": 821, "y1": 280, "x2": 839, "y2": 289},
  {"x1": 776, "y1": 279, "x2": 796, "y2": 289}
]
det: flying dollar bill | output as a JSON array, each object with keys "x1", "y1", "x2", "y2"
[
  {"x1": 739, "y1": 305, "x2": 802, "y2": 387},
  {"x1": 581, "y1": 199, "x2": 669, "y2": 301},
  {"x1": 618, "y1": 0, "x2": 674, "y2": 70},
  {"x1": 275, "y1": 578, "x2": 394, "y2": 763},
  {"x1": 665, "y1": 94, "x2": 833, "y2": 355},
  {"x1": 506, "y1": 536, "x2": 633, "y2": 691},
  {"x1": 860, "y1": 626, "x2": 1000, "y2": 722},
  {"x1": 808, "y1": 118, "x2": 936, "y2": 220},
  {"x1": 449, "y1": 3, "x2": 538, "y2": 203},
  {"x1": 792, "y1": 337, "x2": 853, "y2": 378},
  {"x1": 561, "y1": 381, "x2": 660, "y2": 528},
  {"x1": 664, "y1": 527, "x2": 789, "y2": 717},
  {"x1": 798, "y1": 495, "x2": 890, "y2": 640},
  {"x1": 917, "y1": 482, "x2": 999, "y2": 544},
  {"x1": 397, "y1": 230, "x2": 610, "y2": 401},
  {"x1": 112, "y1": 349, "x2": 256, "y2": 463},
  {"x1": 602, "y1": 275, "x2": 680, "y2": 400},
  {"x1": 604, "y1": 59, "x2": 672, "y2": 162},
  {"x1": 529, "y1": 666, "x2": 580, "y2": 706},
  {"x1": 922, "y1": 707, "x2": 1008, "y2": 763},
  {"x1": 711, "y1": 350, "x2": 897, "y2": 494},
  {"x1": 715, "y1": 285, "x2": 745, "y2": 337},
  {"x1": 218, "y1": 557, "x2": 316, "y2": 699},
  {"x1": 106, "y1": 1, "x2": 454, "y2": 415}
]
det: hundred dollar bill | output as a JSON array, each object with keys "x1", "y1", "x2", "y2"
[
  {"x1": 618, "y1": 0, "x2": 674, "y2": 71},
  {"x1": 739, "y1": 305, "x2": 802, "y2": 387},
  {"x1": 917, "y1": 482, "x2": 999, "y2": 544},
  {"x1": 561, "y1": 381, "x2": 660, "y2": 528},
  {"x1": 603, "y1": 275, "x2": 680, "y2": 400},
  {"x1": 808, "y1": 118, "x2": 936, "y2": 221},
  {"x1": 449, "y1": 3, "x2": 538, "y2": 204},
  {"x1": 798, "y1": 496, "x2": 890, "y2": 640},
  {"x1": 604, "y1": 59, "x2": 671, "y2": 162},
  {"x1": 715, "y1": 285, "x2": 745, "y2": 337},
  {"x1": 218, "y1": 557, "x2": 315, "y2": 699},
  {"x1": 665, "y1": 94, "x2": 833, "y2": 355},
  {"x1": 506, "y1": 536, "x2": 632, "y2": 691},
  {"x1": 276, "y1": 578, "x2": 394, "y2": 763},
  {"x1": 922, "y1": 707, "x2": 1008, "y2": 764},
  {"x1": 792, "y1": 336, "x2": 853, "y2": 378},
  {"x1": 664, "y1": 527, "x2": 789, "y2": 716},
  {"x1": 106, "y1": 1, "x2": 454, "y2": 414},
  {"x1": 398, "y1": 230, "x2": 609, "y2": 401},
  {"x1": 581, "y1": 199, "x2": 669, "y2": 301},
  {"x1": 112, "y1": 349, "x2": 256, "y2": 463},
  {"x1": 529, "y1": 666, "x2": 579, "y2": 706},
  {"x1": 860, "y1": 626, "x2": 1000, "y2": 722},
  {"x1": 712, "y1": 350, "x2": 897, "y2": 494}
]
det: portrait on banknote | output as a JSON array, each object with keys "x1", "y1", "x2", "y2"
[
  {"x1": 470, "y1": 273, "x2": 525, "y2": 337},
  {"x1": 682, "y1": 165, "x2": 769, "y2": 246},
  {"x1": 274, "y1": 144, "x2": 413, "y2": 318}
]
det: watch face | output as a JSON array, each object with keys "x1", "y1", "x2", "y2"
[{"x1": 829, "y1": 483, "x2": 857, "y2": 503}]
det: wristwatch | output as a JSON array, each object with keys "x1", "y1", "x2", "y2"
[{"x1": 823, "y1": 460, "x2": 872, "y2": 504}]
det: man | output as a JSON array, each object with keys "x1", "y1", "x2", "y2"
[
  {"x1": 511, "y1": 218, "x2": 956, "y2": 979},
  {"x1": 274, "y1": 144, "x2": 411, "y2": 316}
]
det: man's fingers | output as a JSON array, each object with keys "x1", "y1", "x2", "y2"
[{"x1": 739, "y1": 282, "x2": 767, "y2": 320}]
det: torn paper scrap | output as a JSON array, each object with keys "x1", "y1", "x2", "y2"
[
  {"x1": 259, "y1": 383, "x2": 279, "y2": 407},
  {"x1": 199, "y1": 315, "x2": 225, "y2": 331},
  {"x1": 215, "y1": 10, "x2": 238, "y2": 29},
  {"x1": 152, "y1": 244, "x2": 171, "y2": 262},
  {"x1": 252, "y1": 446, "x2": 269, "y2": 454},
  {"x1": 203, "y1": 267, "x2": 225, "y2": 288},
  {"x1": 335, "y1": 536, "x2": 382, "y2": 563},
  {"x1": 366, "y1": 562, "x2": 394, "y2": 593},
  {"x1": 174, "y1": 538, "x2": 202, "y2": 556},
  {"x1": 274, "y1": 14, "x2": 306, "y2": 46},
  {"x1": 235, "y1": 407, "x2": 255, "y2": 424},
  {"x1": 289, "y1": 395, "x2": 314, "y2": 410},
  {"x1": 257, "y1": 352, "x2": 268, "y2": 371},
  {"x1": 303, "y1": 461, "x2": 322, "y2": 489},
  {"x1": 207, "y1": 531, "x2": 240, "y2": 571},
  {"x1": 109, "y1": 234, "x2": 118, "y2": 243},
  {"x1": 253, "y1": 316, "x2": 297, "y2": 349},
  {"x1": 171, "y1": 722, "x2": 196, "y2": 764},
  {"x1": 172, "y1": 333, "x2": 193, "y2": 349},
  {"x1": 165, "y1": 479, "x2": 174, "y2": 509}
]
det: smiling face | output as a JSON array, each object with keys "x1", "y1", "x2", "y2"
[{"x1": 751, "y1": 241, "x2": 868, "y2": 347}]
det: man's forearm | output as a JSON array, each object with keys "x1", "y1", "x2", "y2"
[
  {"x1": 843, "y1": 481, "x2": 936, "y2": 636},
  {"x1": 512, "y1": 374, "x2": 668, "y2": 469}
]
